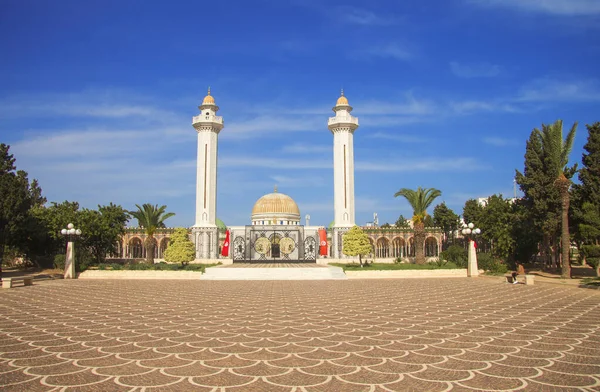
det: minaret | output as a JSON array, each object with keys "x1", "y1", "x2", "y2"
[
  {"x1": 328, "y1": 90, "x2": 359, "y2": 259},
  {"x1": 192, "y1": 88, "x2": 224, "y2": 260}
]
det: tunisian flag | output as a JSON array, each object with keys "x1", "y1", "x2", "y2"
[
  {"x1": 221, "y1": 230, "x2": 230, "y2": 257},
  {"x1": 318, "y1": 228, "x2": 328, "y2": 256}
]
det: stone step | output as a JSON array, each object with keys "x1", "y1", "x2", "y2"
[{"x1": 201, "y1": 266, "x2": 347, "y2": 280}]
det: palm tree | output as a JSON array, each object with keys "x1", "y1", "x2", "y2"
[
  {"x1": 538, "y1": 120, "x2": 577, "y2": 278},
  {"x1": 128, "y1": 204, "x2": 175, "y2": 264},
  {"x1": 394, "y1": 187, "x2": 441, "y2": 264}
]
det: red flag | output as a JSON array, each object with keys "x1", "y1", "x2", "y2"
[
  {"x1": 221, "y1": 230, "x2": 230, "y2": 257},
  {"x1": 473, "y1": 240, "x2": 477, "y2": 249},
  {"x1": 318, "y1": 228, "x2": 328, "y2": 256}
]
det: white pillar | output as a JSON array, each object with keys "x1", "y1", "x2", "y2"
[
  {"x1": 192, "y1": 88, "x2": 223, "y2": 260},
  {"x1": 64, "y1": 241, "x2": 76, "y2": 279},
  {"x1": 467, "y1": 240, "x2": 479, "y2": 277},
  {"x1": 328, "y1": 90, "x2": 359, "y2": 259}
]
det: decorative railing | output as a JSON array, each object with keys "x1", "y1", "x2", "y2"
[
  {"x1": 328, "y1": 116, "x2": 358, "y2": 126},
  {"x1": 192, "y1": 115, "x2": 223, "y2": 124}
]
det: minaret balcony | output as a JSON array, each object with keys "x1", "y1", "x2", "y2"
[
  {"x1": 192, "y1": 114, "x2": 223, "y2": 125},
  {"x1": 328, "y1": 116, "x2": 358, "y2": 126}
]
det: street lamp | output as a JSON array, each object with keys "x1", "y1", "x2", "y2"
[
  {"x1": 461, "y1": 222, "x2": 481, "y2": 277},
  {"x1": 60, "y1": 223, "x2": 81, "y2": 279}
]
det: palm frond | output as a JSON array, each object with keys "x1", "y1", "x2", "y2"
[{"x1": 395, "y1": 186, "x2": 442, "y2": 223}]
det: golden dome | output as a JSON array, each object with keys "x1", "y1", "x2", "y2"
[
  {"x1": 336, "y1": 89, "x2": 349, "y2": 106},
  {"x1": 251, "y1": 187, "x2": 300, "y2": 217},
  {"x1": 202, "y1": 87, "x2": 215, "y2": 105}
]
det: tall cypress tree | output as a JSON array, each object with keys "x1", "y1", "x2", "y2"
[
  {"x1": 515, "y1": 129, "x2": 562, "y2": 268},
  {"x1": 572, "y1": 123, "x2": 600, "y2": 276},
  {"x1": 579, "y1": 123, "x2": 600, "y2": 206}
]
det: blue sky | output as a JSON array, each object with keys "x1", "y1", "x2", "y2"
[{"x1": 1, "y1": 0, "x2": 599, "y2": 228}]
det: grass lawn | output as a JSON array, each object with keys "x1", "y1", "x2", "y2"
[
  {"x1": 330, "y1": 262, "x2": 461, "y2": 271},
  {"x1": 87, "y1": 263, "x2": 219, "y2": 273},
  {"x1": 581, "y1": 277, "x2": 600, "y2": 287}
]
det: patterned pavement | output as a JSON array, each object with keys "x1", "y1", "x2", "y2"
[{"x1": 0, "y1": 278, "x2": 599, "y2": 391}]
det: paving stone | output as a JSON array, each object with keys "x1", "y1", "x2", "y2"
[{"x1": 0, "y1": 278, "x2": 598, "y2": 390}]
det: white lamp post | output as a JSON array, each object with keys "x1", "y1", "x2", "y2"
[
  {"x1": 60, "y1": 223, "x2": 82, "y2": 279},
  {"x1": 461, "y1": 222, "x2": 481, "y2": 277}
]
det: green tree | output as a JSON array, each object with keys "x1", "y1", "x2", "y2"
[
  {"x1": 164, "y1": 228, "x2": 196, "y2": 266},
  {"x1": 78, "y1": 203, "x2": 129, "y2": 264},
  {"x1": 394, "y1": 187, "x2": 442, "y2": 264},
  {"x1": 515, "y1": 129, "x2": 561, "y2": 269},
  {"x1": 128, "y1": 204, "x2": 175, "y2": 264},
  {"x1": 0, "y1": 144, "x2": 46, "y2": 266},
  {"x1": 539, "y1": 120, "x2": 578, "y2": 278},
  {"x1": 380, "y1": 223, "x2": 391, "y2": 228},
  {"x1": 433, "y1": 202, "x2": 460, "y2": 246},
  {"x1": 511, "y1": 200, "x2": 540, "y2": 267},
  {"x1": 394, "y1": 215, "x2": 410, "y2": 228},
  {"x1": 342, "y1": 226, "x2": 373, "y2": 267},
  {"x1": 462, "y1": 199, "x2": 484, "y2": 227},
  {"x1": 572, "y1": 122, "x2": 600, "y2": 276},
  {"x1": 477, "y1": 195, "x2": 515, "y2": 260}
]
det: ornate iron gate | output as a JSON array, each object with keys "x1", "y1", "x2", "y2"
[
  {"x1": 232, "y1": 236, "x2": 245, "y2": 261},
  {"x1": 232, "y1": 226, "x2": 317, "y2": 263}
]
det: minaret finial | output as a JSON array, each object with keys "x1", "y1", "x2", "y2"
[
  {"x1": 274, "y1": 185, "x2": 278, "y2": 193},
  {"x1": 207, "y1": 86, "x2": 211, "y2": 96}
]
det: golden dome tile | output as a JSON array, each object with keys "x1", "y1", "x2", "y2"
[{"x1": 251, "y1": 191, "x2": 300, "y2": 217}]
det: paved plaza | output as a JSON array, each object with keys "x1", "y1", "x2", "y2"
[{"x1": 0, "y1": 278, "x2": 599, "y2": 391}]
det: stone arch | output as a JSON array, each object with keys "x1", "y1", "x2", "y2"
[
  {"x1": 147, "y1": 237, "x2": 159, "y2": 259},
  {"x1": 376, "y1": 237, "x2": 390, "y2": 258},
  {"x1": 128, "y1": 237, "x2": 143, "y2": 259},
  {"x1": 159, "y1": 237, "x2": 170, "y2": 259},
  {"x1": 407, "y1": 237, "x2": 415, "y2": 257},
  {"x1": 391, "y1": 237, "x2": 407, "y2": 259},
  {"x1": 425, "y1": 236, "x2": 439, "y2": 257}
]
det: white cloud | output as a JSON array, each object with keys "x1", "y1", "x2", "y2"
[
  {"x1": 483, "y1": 137, "x2": 518, "y2": 147},
  {"x1": 365, "y1": 43, "x2": 413, "y2": 61},
  {"x1": 356, "y1": 157, "x2": 485, "y2": 172},
  {"x1": 516, "y1": 78, "x2": 600, "y2": 102},
  {"x1": 450, "y1": 61, "x2": 502, "y2": 78},
  {"x1": 269, "y1": 175, "x2": 327, "y2": 188},
  {"x1": 467, "y1": 0, "x2": 600, "y2": 15},
  {"x1": 281, "y1": 143, "x2": 331, "y2": 154},
  {"x1": 450, "y1": 100, "x2": 520, "y2": 114},
  {"x1": 219, "y1": 156, "x2": 331, "y2": 170},
  {"x1": 11, "y1": 128, "x2": 190, "y2": 159},
  {"x1": 0, "y1": 91, "x2": 179, "y2": 122},
  {"x1": 335, "y1": 6, "x2": 397, "y2": 25},
  {"x1": 368, "y1": 132, "x2": 428, "y2": 143},
  {"x1": 359, "y1": 95, "x2": 436, "y2": 116},
  {"x1": 222, "y1": 115, "x2": 323, "y2": 139}
]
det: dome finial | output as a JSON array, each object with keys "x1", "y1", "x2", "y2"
[
  {"x1": 274, "y1": 185, "x2": 278, "y2": 193},
  {"x1": 202, "y1": 87, "x2": 215, "y2": 105},
  {"x1": 336, "y1": 89, "x2": 349, "y2": 106}
]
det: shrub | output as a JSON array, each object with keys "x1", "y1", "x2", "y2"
[
  {"x1": 478, "y1": 253, "x2": 508, "y2": 274},
  {"x1": 440, "y1": 245, "x2": 467, "y2": 268},
  {"x1": 429, "y1": 257, "x2": 447, "y2": 267},
  {"x1": 582, "y1": 245, "x2": 600, "y2": 269},
  {"x1": 54, "y1": 254, "x2": 66, "y2": 270}
]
